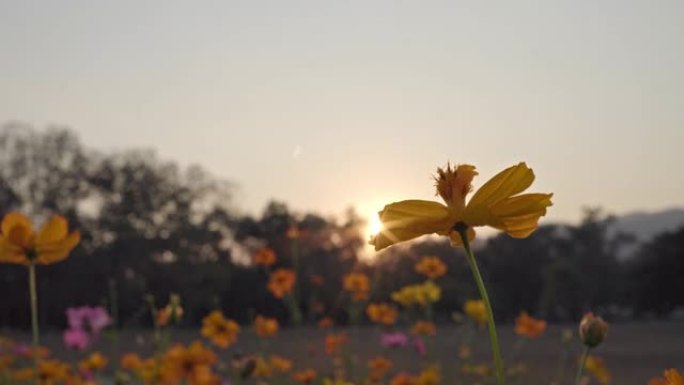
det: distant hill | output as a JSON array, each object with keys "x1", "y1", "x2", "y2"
[{"x1": 611, "y1": 208, "x2": 684, "y2": 242}]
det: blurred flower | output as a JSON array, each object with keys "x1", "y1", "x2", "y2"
[
  {"x1": 268, "y1": 268, "x2": 296, "y2": 299},
  {"x1": 121, "y1": 353, "x2": 144, "y2": 370},
  {"x1": 415, "y1": 256, "x2": 447, "y2": 279},
  {"x1": 416, "y1": 366, "x2": 440, "y2": 385},
  {"x1": 158, "y1": 293, "x2": 183, "y2": 326},
  {"x1": 390, "y1": 372, "x2": 416, "y2": 385},
  {"x1": 287, "y1": 225, "x2": 302, "y2": 240},
  {"x1": 458, "y1": 344, "x2": 471, "y2": 359},
  {"x1": 325, "y1": 333, "x2": 349, "y2": 355},
  {"x1": 411, "y1": 320, "x2": 436, "y2": 336},
  {"x1": 414, "y1": 337, "x2": 427, "y2": 357},
  {"x1": 380, "y1": 332, "x2": 409, "y2": 348},
  {"x1": 366, "y1": 303, "x2": 398, "y2": 326},
  {"x1": 392, "y1": 282, "x2": 441, "y2": 307},
  {"x1": 514, "y1": 311, "x2": 547, "y2": 338},
  {"x1": 652, "y1": 369, "x2": 684, "y2": 385},
  {"x1": 254, "y1": 315, "x2": 279, "y2": 338},
  {"x1": 368, "y1": 356, "x2": 392, "y2": 377},
  {"x1": 561, "y1": 328, "x2": 574, "y2": 345},
  {"x1": 13, "y1": 359, "x2": 71, "y2": 384},
  {"x1": 252, "y1": 357, "x2": 272, "y2": 378},
  {"x1": 506, "y1": 363, "x2": 528, "y2": 377},
  {"x1": 343, "y1": 273, "x2": 370, "y2": 302},
  {"x1": 163, "y1": 341, "x2": 219, "y2": 385},
  {"x1": 463, "y1": 300, "x2": 487, "y2": 326},
  {"x1": 370, "y1": 162, "x2": 552, "y2": 251},
  {"x1": 579, "y1": 313, "x2": 609, "y2": 348},
  {"x1": 584, "y1": 355, "x2": 611, "y2": 385},
  {"x1": 292, "y1": 369, "x2": 317, "y2": 384},
  {"x1": 63, "y1": 328, "x2": 90, "y2": 351},
  {"x1": 253, "y1": 247, "x2": 277, "y2": 267},
  {"x1": 318, "y1": 316, "x2": 334, "y2": 329},
  {"x1": 201, "y1": 310, "x2": 240, "y2": 348},
  {"x1": 462, "y1": 363, "x2": 492, "y2": 377},
  {"x1": 78, "y1": 352, "x2": 108, "y2": 374},
  {"x1": 270, "y1": 355, "x2": 293, "y2": 372},
  {"x1": 0, "y1": 213, "x2": 81, "y2": 265}
]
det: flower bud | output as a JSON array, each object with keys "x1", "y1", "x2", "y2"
[{"x1": 579, "y1": 313, "x2": 608, "y2": 348}]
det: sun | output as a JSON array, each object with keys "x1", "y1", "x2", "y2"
[{"x1": 367, "y1": 213, "x2": 383, "y2": 238}]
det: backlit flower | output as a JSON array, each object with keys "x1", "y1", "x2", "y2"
[
  {"x1": 415, "y1": 256, "x2": 447, "y2": 279},
  {"x1": 201, "y1": 310, "x2": 240, "y2": 348},
  {"x1": 268, "y1": 269, "x2": 296, "y2": 299},
  {"x1": 370, "y1": 163, "x2": 552, "y2": 250},
  {"x1": 514, "y1": 311, "x2": 547, "y2": 338},
  {"x1": 0, "y1": 213, "x2": 80, "y2": 265},
  {"x1": 254, "y1": 315, "x2": 279, "y2": 338},
  {"x1": 366, "y1": 303, "x2": 398, "y2": 326},
  {"x1": 463, "y1": 300, "x2": 487, "y2": 326}
]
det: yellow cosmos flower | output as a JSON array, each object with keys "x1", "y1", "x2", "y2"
[
  {"x1": 370, "y1": 162, "x2": 552, "y2": 250},
  {"x1": 584, "y1": 355, "x2": 611, "y2": 385},
  {"x1": 366, "y1": 303, "x2": 398, "y2": 326},
  {"x1": 254, "y1": 315, "x2": 279, "y2": 338},
  {"x1": 463, "y1": 300, "x2": 487, "y2": 327},
  {"x1": 200, "y1": 311, "x2": 240, "y2": 348},
  {"x1": 0, "y1": 213, "x2": 80, "y2": 265},
  {"x1": 415, "y1": 256, "x2": 447, "y2": 279}
]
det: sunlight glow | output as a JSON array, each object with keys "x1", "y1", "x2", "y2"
[{"x1": 368, "y1": 213, "x2": 383, "y2": 238}]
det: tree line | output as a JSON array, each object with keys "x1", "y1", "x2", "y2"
[{"x1": 0, "y1": 123, "x2": 681, "y2": 330}]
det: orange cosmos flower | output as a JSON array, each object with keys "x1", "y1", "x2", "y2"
[
  {"x1": 254, "y1": 315, "x2": 279, "y2": 338},
  {"x1": 13, "y1": 359, "x2": 71, "y2": 384},
  {"x1": 390, "y1": 372, "x2": 416, "y2": 385},
  {"x1": 368, "y1": 356, "x2": 393, "y2": 376},
  {"x1": 415, "y1": 256, "x2": 447, "y2": 279},
  {"x1": 292, "y1": 369, "x2": 317, "y2": 384},
  {"x1": 514, "y1": 311, "x2": 547, "y2": 338},
  {"x1": 78, "y1": 351, "x2": 108, "y2": 373},
  {"x1": 463, "y1": 300, "x2": 487, "y2": 327},
  {"x1": 324, "y1": 333, "x2": 349, "y2": 355},
  {"x1": 270, "y1": 355, "x2": 293, "y2": 372},
  {"x1": 268, "y1": 268, "x2": 296, "y2": 298},
  {"x1": 0, "y1": 213, "x2": 80, "y2": 265},
  {"x1": 201, "y1": 310, "x2": 240, "y2": 348},
  {"x1": 163, "y1": 341, "x2": 219, "y2": 385},
  {"x1": 411, "y1": 320, "x2": 437, "y2": 336},
  {"x1": 370, "y1": 162, "x2": 552, "y2": 250},
  {"x1": 343, "y1": 273, "x2": 370, "y2": 302},
  {"x1": 366, "y1": 303, "x2": 398, "y2": 326},
  {"x1": 650, "y1": 369, "x2": 684, "y2": 385},
  {"x1": 253, "y1": 247, "x2": 277, "y2": 267}
]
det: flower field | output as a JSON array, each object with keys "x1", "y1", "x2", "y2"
[{"x1": 0, "y1": 162, "x2": 681, "y2": 385}]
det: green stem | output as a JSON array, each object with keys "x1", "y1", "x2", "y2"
[
  {"x1": 457, "y1": 226, "x2": 505, "y2": 385},
  {"x1": 28, "y1": 262, "x2": 39, "y2": 382},
  {"x1": 574, "y1": 346, "x2": 590, "y2": 385}
]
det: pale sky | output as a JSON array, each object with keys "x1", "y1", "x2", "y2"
[{"x1": 1, "y1": 0, "x2": 683, "y2": 226}]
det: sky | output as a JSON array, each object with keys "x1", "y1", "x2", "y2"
[{"x1": 1, "y1": 0, "x2": 683, "y2": 228}]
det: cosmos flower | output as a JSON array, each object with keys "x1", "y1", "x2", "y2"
[{"x1": 370, "y1": 163, "x2": 552, "y2": 250}]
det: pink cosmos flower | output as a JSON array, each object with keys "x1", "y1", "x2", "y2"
[
  {"x1": 380, "y1": 332, "x2": 409, "y2": 348},
  {"x1": 414, "y1": 337, "x2": 427, "y2": 356},
  {"x1": 63, "y1": 328, "x2": 90, "y2": 351}
]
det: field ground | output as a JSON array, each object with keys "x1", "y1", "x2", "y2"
[{"x1": 5, "y1": 322, "x2": 683, "y2": 385}]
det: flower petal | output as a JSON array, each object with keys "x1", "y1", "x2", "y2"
[
  {"x1": 0, "y1": 237, "x2": 28, "y2": 264},
  {"x1": 370, "y1": 200, "x2": 454, "y2": 251},
  {"x1": 1, "y1": 212, "x2": 32, "y2": 236},
  {"x1": 489, "y1": 193, "x2": 553, "y2": 238},
  {"x1": 467, "y1": 163, "x2": 535, "y2": 208},
  {"x1": 36, "y1": 231, "x2": 81, "y2": 265},
  {"x1": 36, "y1": 215, "x2": 69, "y2": 245}
]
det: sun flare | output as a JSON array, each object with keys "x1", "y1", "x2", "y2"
[{"x1": 368, "y1": 213, "x2": 383, "y2": 238}]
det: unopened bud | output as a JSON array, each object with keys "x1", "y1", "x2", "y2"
[{"x1": 579, "y1": 313, "x2": 608, "y2": 348}]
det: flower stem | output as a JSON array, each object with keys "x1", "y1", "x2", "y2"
[
  {"x1": 28, "y1": 262, "x2": 39, "y2": 381},
  {"x1": 574, "y1": 346, "x2": 590, "y2": 385},
  {"x1": 457, "y1": 226, "x2": 505, "y2": 385}
]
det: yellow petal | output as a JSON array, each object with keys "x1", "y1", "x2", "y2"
[
  {"x1": 370, "y1": 200, "x2": 454, "y2": 251},
  {"x1": 7, "y1": 224, "x2": 33, "y2": 249},
  {"x1": 0, "y1": 237, "x2": 29, "y2": 265},
  {"x1": 489, "y1": 193, "x2": 553, "y2": 238},
  {"x1": 1, "y1": 212, "x2": 32, "y2": 236},
  {"x1": 36, "y1": 215, "x2": 69, "y2": 245},
  {"x1": 467, "y1": 163, "x2": 535, "y2": 208},
  {"x1": 36, "y1": 231, "x2": 81, "y2": 265}
]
